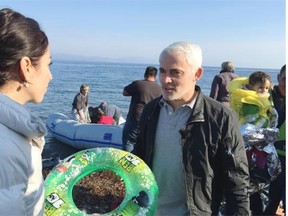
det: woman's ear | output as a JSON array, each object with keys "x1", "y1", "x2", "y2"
[{"x1": 18, "y1": 56, "x2": 32, "y2": 82}]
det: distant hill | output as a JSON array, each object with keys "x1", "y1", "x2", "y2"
[{"x1": 52, "y1": 53, "x2": 157, "y2": 64}]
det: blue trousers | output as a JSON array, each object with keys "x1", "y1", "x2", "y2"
[{"x1": 122, "y1": 120, "x2": 139, "y2": 152}]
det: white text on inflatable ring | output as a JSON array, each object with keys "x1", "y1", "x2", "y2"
[
  {"x1": 118, "y1": 154, "x2": 141, "y2": 172},
  {"x1": 45, "y1": 193, "x2": 65, "y2": 215}
]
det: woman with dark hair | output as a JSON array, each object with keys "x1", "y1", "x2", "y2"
[{"x1": 0, "y1": 8, "x2": 52, "y2": 215}]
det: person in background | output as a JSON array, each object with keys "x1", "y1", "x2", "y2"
[
  {"x1": 0, "y1": 8, "x2": 52, "y2": 215},
  {"x1": 264, "y1": 64, "x2": 286, "y2": 215},
  {"x1": 209, "y1": 61, "x2": 238, "y2": 106},
  {"x1": 240, "y1": 72, "x2": 278, "y2": 128},
  {"x1": 98, "y1": 101, "x2": 122, "y2": 125},
  {"x1": 89, "y1": 107, "x2": 114, "y2": 125},
  {"x1": 229, "y1": 71, "x2": 281, "y2": 215},
  {"x1": 71, "y1": 84, "x2": 90, "y2": 123},
  {"x1": 122, "y1": 66, "x2": 162, "y2": 152},
  {"x1": 134, "y1": 41, "x2": 250, "y2": 215}
]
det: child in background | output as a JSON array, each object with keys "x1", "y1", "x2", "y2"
[
  {"x1": 229, "y1": 71, "x2": 281, "y2": 215},
  {"x1": 98, "y1": 102, "x2": 122, "y2": 125},
  {"x1": 241, "y1": 71, "x2": 278, "y2": 128},
  {"x1": 89, "y1": 106, "x2": 113, "y2": 125}
]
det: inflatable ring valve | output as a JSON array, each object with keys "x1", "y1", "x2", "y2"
[{"x1": 44, "y1": 148, "x2": 158, "y2": 216}]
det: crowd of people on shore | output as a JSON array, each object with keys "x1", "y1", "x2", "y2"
[{"x1": 0, "y1": 7, "x2": 285, "y2": 216}]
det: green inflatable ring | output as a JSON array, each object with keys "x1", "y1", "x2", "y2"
[{"x1": 44, "y1": 148, "x2": 158, "y2": 215}]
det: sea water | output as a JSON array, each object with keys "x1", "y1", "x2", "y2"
[{"x1": 25, "y1": 60, "x2": 279, "y2": 146}]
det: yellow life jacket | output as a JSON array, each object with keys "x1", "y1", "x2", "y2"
[{"x1": 228, "y1": 77, "x2": 274, "y2": 126}]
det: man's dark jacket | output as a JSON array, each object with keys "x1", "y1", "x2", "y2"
[{"x1": 134, "y1": 86, "x2": 250, "y2": 216}]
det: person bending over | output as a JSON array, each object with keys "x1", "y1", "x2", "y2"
[{"x1": 71, "y1": 84, "x2": 90, "y2": 123}]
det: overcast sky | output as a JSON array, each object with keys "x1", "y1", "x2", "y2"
[{"x1": 1, "y1": 0, "x2": 286, "y2": 69}]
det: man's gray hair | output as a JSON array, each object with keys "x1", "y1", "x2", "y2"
[{"x1": 159, "y1": 41, "x2": 203, "y2": 69}]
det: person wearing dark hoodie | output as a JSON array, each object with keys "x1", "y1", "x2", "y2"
[{"x1": 209, "y1": 61, "x2": 238, "y2": 106}]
